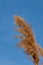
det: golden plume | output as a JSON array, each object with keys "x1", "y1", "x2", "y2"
[{"x1": 14, "y1": 15, "x2": 43, "y2": 65}]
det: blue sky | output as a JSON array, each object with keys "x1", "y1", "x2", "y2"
[{"x1": 0, "y1": 0, "x2": 43, "y2": 65}]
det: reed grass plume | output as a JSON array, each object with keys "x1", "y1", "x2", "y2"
[{"x1": 14, "y1": 15, "x2": 43, "y2": 65}]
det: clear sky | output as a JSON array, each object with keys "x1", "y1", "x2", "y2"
[{"x1": 0, "y1": 0, "x2": 43, "y2": 65}]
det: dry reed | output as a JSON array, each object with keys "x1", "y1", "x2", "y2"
[{"x1": 14, "y1": 15, "x2": 43, "y2": 65}]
